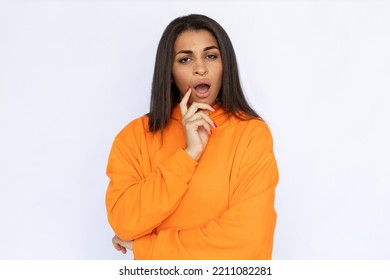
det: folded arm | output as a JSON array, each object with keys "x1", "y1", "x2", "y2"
[
  {"x1": 106, "y1": 134, "x2": 198, "y2": 240},
  {"x1": 132, "y1": 150, "x2": 279, "y2": 259}
]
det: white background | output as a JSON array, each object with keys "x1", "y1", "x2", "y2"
[{"x1": 0, "y1": 0, "x2": 389, "y2": 260}]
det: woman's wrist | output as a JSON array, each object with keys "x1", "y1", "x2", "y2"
[{"x1": 184, "y1": 147, "x2": 201, "y2": 161}]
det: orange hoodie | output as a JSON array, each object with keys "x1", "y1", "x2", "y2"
[{"x1": 105, "y1": 104, "x2": 279, "y2": 259}]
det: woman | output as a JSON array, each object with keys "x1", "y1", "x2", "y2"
[{"x1": 105, "y1": 14, "x2": 279, "y2": 259}]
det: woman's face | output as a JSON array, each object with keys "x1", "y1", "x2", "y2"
[{"x1": 172, "y1": 29, "x2": 223, "y2": 106}]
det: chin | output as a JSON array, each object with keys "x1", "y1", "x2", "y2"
[{"x1": 191, "y1": 97, "x2": 214, "y2": 105}]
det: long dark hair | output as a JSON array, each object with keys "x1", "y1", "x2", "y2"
[{"x1": 148, "y1": 14, "x2": 261, "y2": 132}]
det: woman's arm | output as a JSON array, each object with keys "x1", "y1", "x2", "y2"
[
  {"x1": 106, "y1": 89, "x2": 215, "y2": 242},
  {"x1": 106, "y1": 130, "x2": 198, "y2": 241}
]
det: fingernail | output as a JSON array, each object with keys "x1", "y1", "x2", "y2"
[{"x1": 186, "y1": 86, "x2": 191, "y2": 92}]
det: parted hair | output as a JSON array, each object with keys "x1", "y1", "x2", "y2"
[{"x1": 148, "y1": 14, "x2": 261, "y2": 132}]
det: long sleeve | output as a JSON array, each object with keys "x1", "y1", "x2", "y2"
[
  {"x1": 105, "y1": 121, "x2": 198, "y2": 240},
  {"x1": 132, "y1": 123, "x2": 279, "y2": 259}
]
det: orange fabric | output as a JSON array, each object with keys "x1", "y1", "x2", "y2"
[{"x1": 105, "y1": 104, "x2": 279, "y2": 259}]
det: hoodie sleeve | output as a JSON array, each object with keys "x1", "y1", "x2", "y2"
[
  {"x1": 132, "y1": 123, "x2": 279, "y2": 259},
  {"x1": 105, "y1": 121, "x2": 198, "y2": 241}
]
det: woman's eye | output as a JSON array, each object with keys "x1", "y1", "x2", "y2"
[
  {"x1": 206, "y1": 54, "x2": 217, "y2": 59},
  {"x1": 178, "y1": 57, "x2": 191, "y2": 63}
]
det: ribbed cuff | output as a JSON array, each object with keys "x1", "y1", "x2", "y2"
[{"x1": 162, "y1": 148, "x2": 198, "y2": 184}]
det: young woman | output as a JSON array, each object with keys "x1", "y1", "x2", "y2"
[{"x1": 105, "y1": 14, "x2": 279, "y2": 259}]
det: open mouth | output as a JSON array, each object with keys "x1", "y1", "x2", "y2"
[
  {"x1": 195, "y1": 84, "x2": 210, "y2": 93},
  {"x1": 195, "y1": 83, "x2": 210, "y2": 94}
]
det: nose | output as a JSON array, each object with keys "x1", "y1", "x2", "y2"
[{"x1": 193, "y1": 60, "x2": 208, "y2": 76}]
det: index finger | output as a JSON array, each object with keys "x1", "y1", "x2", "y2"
[{"x1": 179, "y1": 87, "x2": 192, "y2": 115}]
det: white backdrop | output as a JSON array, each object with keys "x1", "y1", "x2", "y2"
[{"x1": 0, "y1": 0, "x2": 389, "y2": 259}]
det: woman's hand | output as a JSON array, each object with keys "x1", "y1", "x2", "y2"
[
  {"x1": 112, "y1": 235, "x2": 134, "y2": 254},
  {"x1": 180, "y1": 87, "x2": 216, "y2": 161}
]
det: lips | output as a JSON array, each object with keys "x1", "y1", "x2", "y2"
[{"x1": 193, "y1": 80, "x2": 211, "y2": 99}]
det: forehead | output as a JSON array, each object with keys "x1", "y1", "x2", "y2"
[{"x1": 174, "y1": 30, "x2": 219, "y2": 51}]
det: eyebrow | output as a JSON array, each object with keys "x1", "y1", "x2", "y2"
[{"x1": 174, "y1": 45, "x2": 219, "y2": 56}]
